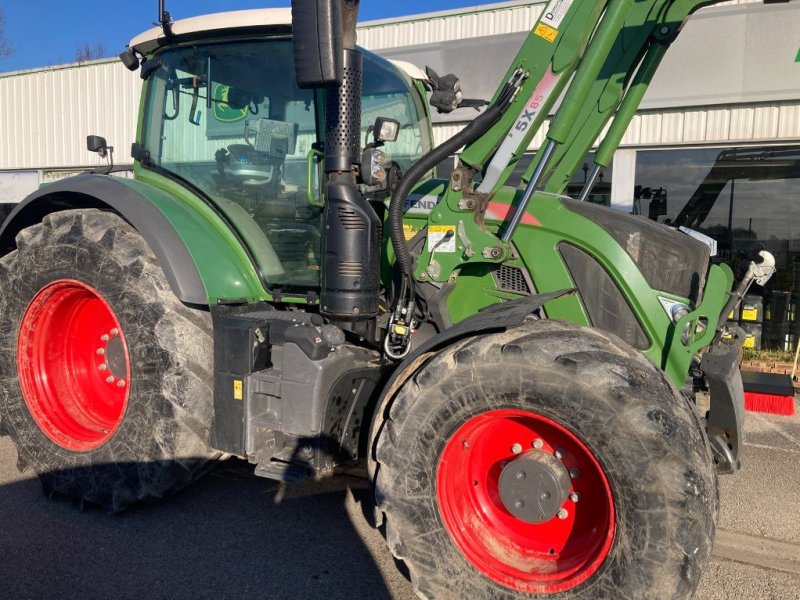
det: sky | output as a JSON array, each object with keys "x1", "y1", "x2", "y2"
[{"x1": 0, "y1": 0, "x2": 509, "y2": 73}]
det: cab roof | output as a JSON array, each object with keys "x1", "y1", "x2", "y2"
[
  {"x1": 127, "y1": 8, "x2": 429, "y2": 84},
  {"x1": 129, "y1": 8, "x2": 292, "y2": 55}
]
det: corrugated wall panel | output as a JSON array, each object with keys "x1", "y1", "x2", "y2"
[
  {"x1": 433, "y1": 100, "x2": 800, "y2": 152},
  {"x1": 661, "y1": 113, "x2": 685, "y2": 144},
  {"x1": 752, "y1": 104, "x2": 780, "y2": 140},
  {"x1": 0, "y1": 0, "x2": 792, "y2": 175},
  {"x1": 357, "y1": 0, "x2": 761, "y2": 50},
  {"x1": 357, "y1": 2, "x2": 545, "y2": 50},
  {"x1": 729, "y1": 107, "x2": 754, "y2": 140},
  {"x1": 620, "y1": 102, "x2": 800, "y2": 146},
  {"x1": 0, "y1": 60, "x2": 141, "y2": 170},
  {"x1": 639, "y1": 113, "x2": 664, "y2": 145},
  {"x1": 778, "y1": 104, "x2": 800, "y2": 139},
  {"x1": 705, "y1": 108, "x2": 731, "y2": 141},
  {"x1": 682, "y1": 109, "x2": 707, "y2": 142}
]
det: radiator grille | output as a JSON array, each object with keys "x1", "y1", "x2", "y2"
[{"x1": 493, "y1": 265, "x2": 532, "y2": 295}]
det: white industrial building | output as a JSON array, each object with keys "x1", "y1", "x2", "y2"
[
  {"x1": 0, "y1": 0, "x2": 798, "y2": 348},
  {"x1": 1, "y1": 0, "x2": 796, "y2": 197}
]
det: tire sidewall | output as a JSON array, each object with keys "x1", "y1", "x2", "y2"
[
  {"x1": 383, "y1": 359, "x2": 714, "y2": 599},
  {"x1": 0, "y1": 220, "x2": 189, "y2": 474}
]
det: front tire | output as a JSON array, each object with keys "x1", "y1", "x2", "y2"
[
  {"x1": 373, "y1": 320, "x2": 718, "y2": 599},
  {"x1": 0, "y1": 209, "x2": 221, "y2": 511}
]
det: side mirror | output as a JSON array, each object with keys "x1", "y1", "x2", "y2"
[
  {"x1": 291, "y1": 0, "x2": 343, "y2": 88},
  {"x1": 119, "y1": 48, "x2": 140, "y2": 71},
  {"x1": 87, "y1": 135, "x2": 109, "y2": 158}
]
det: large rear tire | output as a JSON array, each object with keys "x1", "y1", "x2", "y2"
[
  {"x1": 373, "y1": 319, "x2": 718, "y2": 599},
  {"x1": 0, "y1": 209, "x2": 221, "y2": 511}
]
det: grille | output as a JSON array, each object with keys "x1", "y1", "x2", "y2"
[
  {"x1": 493, "y1": 265, "x2": 532, "y2": 295},
  {"x1": 338, "y1": 207, "x2": 365, "y2": 230},
  {"x1": 339, "y1": 261, "x2": 363, "y2": 277},
  {"x1": 325, "y1": 50, "x2": 362, "y2": 165}
]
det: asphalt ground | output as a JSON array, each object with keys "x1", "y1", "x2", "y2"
[{"x1": 1, "y1": 401, "x2": 799, "y2": 600}]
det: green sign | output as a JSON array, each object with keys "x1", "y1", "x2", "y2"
[{"x1": 212, "y1": 84, "x2": 249, "y2": 123}]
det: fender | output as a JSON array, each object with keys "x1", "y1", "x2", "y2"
[
  {"x1": 374, "y1": 290, "x2": 574, "y2": 423},
  {"x1": 0, "y1": 174, "x2": 267, "y2": 305}
]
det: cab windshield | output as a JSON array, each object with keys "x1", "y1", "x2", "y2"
[{"x1": 141, "y1": 38, "x2": 431, "y2": 290}]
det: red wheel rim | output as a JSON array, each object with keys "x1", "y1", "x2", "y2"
[
  {"x1": 437, "y1": 409, "x2": 615, "y2": 594},
  {"x1": 16, "y1": 280, "x2": 130, "y2": 452}
]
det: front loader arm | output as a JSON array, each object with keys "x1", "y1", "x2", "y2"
[
  {"x1": 373, "y1": 0, "x2": 741, "y2": 361},
  {"x1": 459, "y1": 0, "x2": 727, "y2": 201},
  {"x1": 406, "y1": 0, "x2": 732, "y2": 284}
]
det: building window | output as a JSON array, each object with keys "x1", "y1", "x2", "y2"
[{"x1": 635, "y1": 145, "x2": 800, "y2": 351}]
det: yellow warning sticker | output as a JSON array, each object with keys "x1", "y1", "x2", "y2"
[
  {"x1": 403, "y1": 223, "x2": 420, "y2": 241},
  {"x1": 428, "y1": 225, "x2": 457, "y2": 253},
  {"x1": 534, "y1": 23, "x2": 559, "y2": 43},
  {"x1": 233, "y1": 379, "x2": 243, "y2": 401},
  {"x1": 743, "y1": 334, "x2": 756, "y2": 349}
]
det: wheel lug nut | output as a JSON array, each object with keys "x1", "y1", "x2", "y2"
[
  {"x1": 540, "y1": 491, "x2": 550, "y2": 500},
  {"x1": 110, "y1": 328, "x2": 119, "y2": 336},
  {"x1": 106, "y1": 376, "x2": 115, "y2": 384},
  {"x1": 532, "y1": 439, "x2": 544, "y2": 449},
  {"x1": 100, "y1": 334, "x2": 109, "y2": 342},
  {"x1": 511, "y1": 443, "x2": 523, "y2": 454},
  {"x1": 96, "y1": 348, "x2": 105, "y2": 356},
  {"x1": 554, "y1": 448, "x2": 565, "y2": 459},
  {"x1": 98, "y1": 364, "x2": 107, "y2": 371},
  {"x1": 570, "y1": 492, "x2": 580, "y2": 503},
  {"x1": 516, "y1": 470, "x2": 526, "y2": 480},
  {"x1": 557, "y1": 509, "x2": 569, "y2": 520},
  {"x1": 116, "y1": 380, "x2": 126, "y2": 388},
  {"x1": 570, "y1": 468, "x2": 581, "y2": 479},
  {"x1": 515, "y1": 500, "x2": 524, "y2": 509}
]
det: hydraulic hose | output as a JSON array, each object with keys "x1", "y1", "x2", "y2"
[
  {"x1": 383, "y1": 79, "x2": 520, "y2": 360},
  {"x1": 389, "y1": 84, "x2": 516, "y2": 279}
]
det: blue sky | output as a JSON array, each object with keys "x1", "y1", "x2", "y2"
[{"x1": 0, "y1": 0, "x2": 508, "y2": 72}]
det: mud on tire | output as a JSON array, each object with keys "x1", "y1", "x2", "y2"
[
  {"x1": 373, "y1": 319, "x2": 718, "y2": 599},
  {"x1": 0, "y1": 209, "x2": 221, "y2": 511}
]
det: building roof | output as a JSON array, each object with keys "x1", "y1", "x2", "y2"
[{"x1": 129, "y1": 8, "x2": 292, "y2": 54}]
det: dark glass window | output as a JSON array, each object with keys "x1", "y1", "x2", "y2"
[
  {"x1": 141, "y1": 40, "x2": 431, "y2": 291},
  {"x1": 361, "y1": 54, "x2": 433, "y2": 173},
  {"x1": 635, "y1": 145, "x2": 800, "y2": 351}
]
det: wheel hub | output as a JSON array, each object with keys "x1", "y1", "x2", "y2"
[
  {"x1": 498, "y1": 450, "x2": 571, "y2": 524},
  {"x1": 101, "y1": 329, "x2": 128, "y2": 380},
  {"x1": 437, "y1": 409, "x2": 615, "y2": 594}
]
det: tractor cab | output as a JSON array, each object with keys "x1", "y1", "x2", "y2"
[{"x1": 128, "y1": 9, "x2": 432, "y2": 291}]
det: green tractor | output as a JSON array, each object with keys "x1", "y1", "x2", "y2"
[{"x1": 0, "y1": 0, "x2": 775, "y2": 597}]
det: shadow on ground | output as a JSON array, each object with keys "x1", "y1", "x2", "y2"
[{"x1": 0, "y1": 448, "x2": 413, "y2": 600}]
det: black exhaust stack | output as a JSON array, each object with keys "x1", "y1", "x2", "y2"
[{"x1": 292, "y1": 1, "x2": 380, "y2": 329}]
